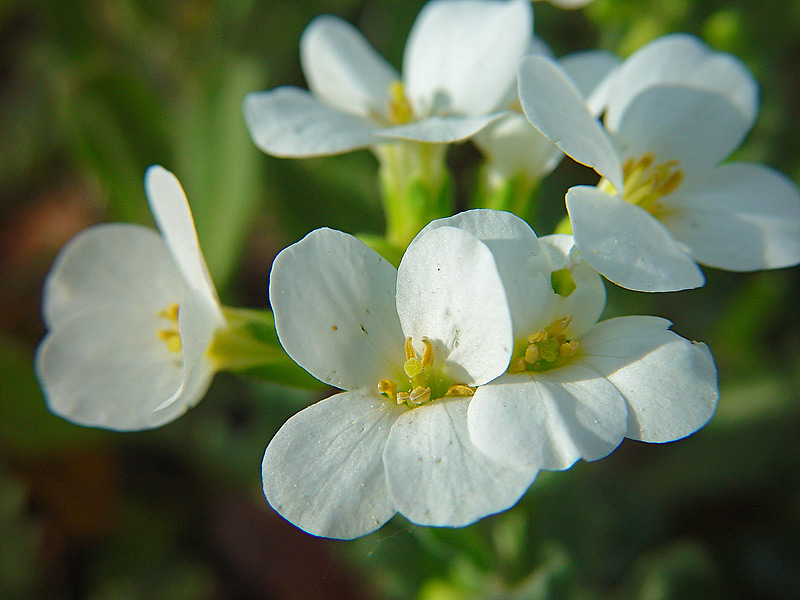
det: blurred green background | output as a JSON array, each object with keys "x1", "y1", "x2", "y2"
[{"x1": 1, "y1": 0, "x2": 799, "y2": 598}]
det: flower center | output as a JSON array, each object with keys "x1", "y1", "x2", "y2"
[
  {"x1": 377, "y1": 337, "x2": 475, "y2": 408},
  {"x1": 598, "y1": 152, "x2": 683, "y2": 216},
  {"x1": 156, "y1": 303, "x2": 182, "y2": 353},
  {"x1": 507, "y1": 316, "x2": 579, "y2": 374},
  {"x1": 387, "y1": 81, "x2": 414, "y2": 125}
]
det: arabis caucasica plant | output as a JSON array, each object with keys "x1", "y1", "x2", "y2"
[
  {"x1": 518, "y1": 34, "x2": 800, "y2": 291},
  {"x1": 36, "y1": 167, "x2": 226, "y2": 430},
  {"x1": 263, "y1": 224, "x2": 538, "y2": 538},
  {"x1": 418, "y1": 211, "x2": 718, "y2": 471}
]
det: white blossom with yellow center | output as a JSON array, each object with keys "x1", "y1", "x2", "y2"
[
  {"x1": 419, "y1": 210, "x2": 719, "y2": 473},
  {"x1": 243, "y1": 0, "x2": 532, "y2": 157},
  {"x1": 262, "y1": 224, "x2": 538, "y2": 539},
  {"x1": 518, "y1": 34, "x2": 800, "y2": 292},
  {"x1": 36, "y1": 167, "x2": 225, "y2": 431}
]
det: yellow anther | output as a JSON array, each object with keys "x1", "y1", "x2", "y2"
[
  {"x1": 378, "y1": 379, "x2": 398, "y2": 399},
  {"x1": 657, "y1": 169, "x2": 683, "y2": 196},
  {"x1": 559, "y1": 340, "x2": 579, "y2": 358},
  {"x1": 388, "y1": 81, "x2": 414, "y2": 125},
  {"x1": 620, "y1": 152, "x2": 684, "y2": 213},
  {"x1": 408, "y1": 386, "x2": 431, "y2": 405},
  {"x1": 421, "y1": 337, "x2": 434, "y2": 368},
  {"x1": 507, "y1": 356, "x2": 528, "y2": 374},
  {"x1": 524, "y1": 343, "x2": 541, "y2": 364},
  {"x1": 546, "y1": 315, "x2": 572, "y2": 338},
  {"x1": 444, "y1": 384, "x2": 477, "y2": 398},
  {"x1": 527, "y1": 329, "x2": 547, "y2": 344},
  {"x1": 158, "y1": 303, "x2": 179, "y2": 321},
  {"x1": 404, "y1": 336, "x2": 416, "y2": 360},
  {"x1": 157, "y1": 329, "x2": 182, "y2": 353}
]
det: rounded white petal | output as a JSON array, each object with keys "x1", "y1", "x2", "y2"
[
  {"x1": 611, "y1": 86, "x2": 750, "y2": 176},
  {"x1": 35, "y1": 305, "x2": 200, "y2": 431},
  {"x1": 262, "y1": 389, "x2": 405, "y2": 539},
  {"x1": 604, "y1": 34, "x2": 758, "y2": 135},
  {"x1": 566, "y1": 185, "x2": 705, "y2": 292},
  {"x1": 42, "y1": 224, "x2": 186, "y2": 328},
  {"x1": 518, "y1": 55, "x2": 623, "y2": 190},
  {"x1": 577, "y1": 316, "x2": 719, "y2": 443},
  {"x1": 468, "y1": 368, "x2": 627, "y2": 470},
  {"x1": 403, "y1": 0, "x2": 532, "y2": 117},
  {"x1": 396, "y1": 226, "x2": 513, "y2": 385},
  {"x1": 383, "y1": 397, "x2": 536, "y2": 527},
  {"x1": 300, "y1": 15, "x2": 399, "y2": 120},
  {"x1": 144, "y1": 166, "x2": 221, "y2": 319},
  {"x1": 417, "y1": 210, "x2": 552, "y2": 342},
  {"x1": 378, "y1": 113, "x2": 505, "y2": 144},
  {"x1": 243, "y1": 87, "x2": 379, "y2": 157},
  {"x1": 662, "y1": 162, "x2": 800, "y2": 271},
  {"x1": 269, "y1": 228, "x2": 405, "y2": 390}
]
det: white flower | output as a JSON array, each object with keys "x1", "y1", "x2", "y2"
[
  {"x1": 262, "y1": 224, "x2": 537, "y2": 539},
  {"x1": 420, "y1": 210, "x2": 719, "y2": 472},
  {"x1": 244, "y1": 0, "x2": 532, "y2": 157},
  {"x1": 518, "y1": 34, "x2": 800, "y2": 291},
  {"x1": 474, "y1": 43, "x2": 620, "y2": 185},
  {"x1": 36, "y1": 167, "x2": 225, "y2": 431}
]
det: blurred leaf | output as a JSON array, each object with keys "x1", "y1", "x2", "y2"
[
  {"x1": 629, "y1": 542, "x2": 720, "y2": 600},
  {"x1": 173, "y1": 56, "x2": 267, "y2": 290},
  {"x1": 0, "y1": 335, "x2": 99, "y2": 457}
]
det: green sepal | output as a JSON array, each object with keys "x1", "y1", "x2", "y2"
[{"x1": 209, "y1": 307, "x2": 323, "y2": 390}]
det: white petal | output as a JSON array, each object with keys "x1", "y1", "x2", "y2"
[
  {"x1": 566, "y1": 186, "x2": 705, "y2": 292},
  {"x1": 416, "y1": 210, "x2": 551, "y2": 343},
  {"x1": 35, "y1": 305, "x2": 194, "y2": 431},
  {"x1": 144, "y1": 166, "x2": 221, "y2": 319},
  {"x1": 269, "y1": 228, "x2": 405, "y2": 390},
  {"x1": 262, "y1": 389, "x2": 404, "y2": 539},
  {"x1": 611, "y1": 86, "x2": 750, "y2": 176},
  {"x1": 662, "y1": 162, "x2": 800, "y2": 271},
  {"x1": 403, "y1": 0, "x2": 532, "y2": 117},
  {"x1": 383, "y1": 397, "x2": 536, "y2": 527},
  {"x1": 472, "y1": 111, "x2": 563, "y2": 180},
  {"x1": 577, "y1": 316, "x2": 719, "y2": 443},
  {"x1": 396, "y1": 226, "x2": 513, "y2": 385},
  {"x1": 605, "y1": 34, "x2": 758, "y2": 135},
  {"x1": 468, "y1": 368, "x2": 627, "y2": 470},
  {"x1": 243, "y1": 87, "x2": 379, "y2": 157},
  {"x1": 42, "y1": 224, "x2": 185, "y2": 328},
  {"x1": 300, "y1": 15, "x2": 399, "y2": 120},
  {"x1": 518, "y1": 55, "x2": 623, "y2": 190},
  {"x1": 559, "y1": 50, "x2": 621, "y2": 100},
  {"x1": 378, "y1": 112, "x2": 504, "y2": 143},
  {"x1": 152, "y1": 290, "x2": 219, "y2": 414}
]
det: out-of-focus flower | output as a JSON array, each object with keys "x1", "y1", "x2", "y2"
[
  {"x1": 420, "y1": 210, "x2": 719, "y2": 472},
  {"x1": 518, "y1": 34, "x2": 800, "y2": 291},
  {"x1": 262, "y1": 224, "x2": 537, "y2": 539},
  {"x1": 36, "y1": 167, "x2": 225, "y2": 431},
  {"x1": 244, "y1": 0, "x2": 533, "y2": 157}
]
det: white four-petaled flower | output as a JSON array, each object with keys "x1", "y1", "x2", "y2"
[
  {"x1": 36, "y1": 166, "x2": 225, "y2": 431},
  {"x1": 518, "y1": 34, "x2": 800, "y2": 291},
  {"x1": 244, "y1": 0, "x2": 532, "y2": 157},
  {"x1": 419, "y1": 210, "x2": 719, "y2": 472},
  {"x1": 263, "y1": 224, "x2": 538, "y2": 539}
]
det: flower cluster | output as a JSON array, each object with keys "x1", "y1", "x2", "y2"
[{"x1": 36, "y1": 0, "x2": 800, "y2": 540}]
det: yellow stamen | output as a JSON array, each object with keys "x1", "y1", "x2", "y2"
[
  {"x1": 388, "y1": 81, "x2": 414, "y2": 125},
  {"x1": 444, "y1": 384, "x2": 477, "y2": 398},
  {"x1": 378, "y1": 379, "x2": 398, "y2": 400},
  {"x1": 421, "y1": 337, "x2": 434, "y2": 367}
]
